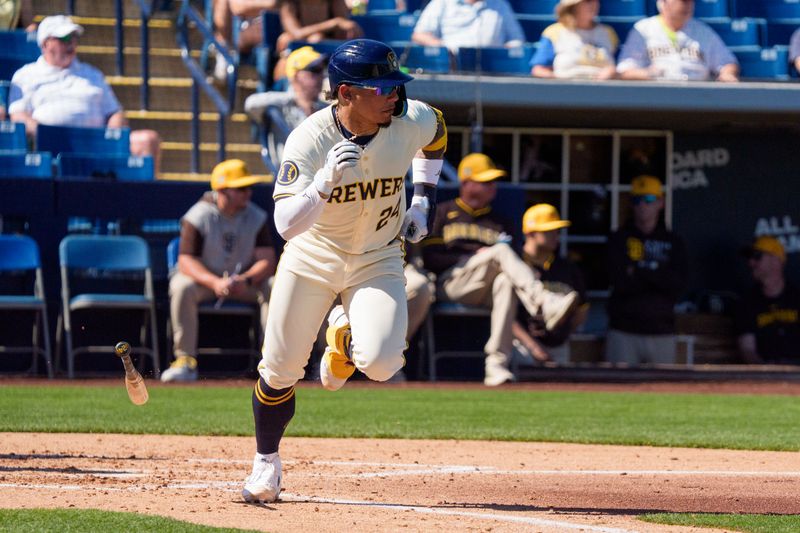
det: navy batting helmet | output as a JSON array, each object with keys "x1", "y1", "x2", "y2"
[{"x1": 328, "y1": 39, "x2": 413, "y2": 115}]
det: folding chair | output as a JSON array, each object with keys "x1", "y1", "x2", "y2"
[
  {"x1": 36, "y1": 124, "x2": 131, "y2": 157},
  {"x1": 57, "y1": 235, "x2": 160, "y2": 378},
  {"x1": 0, "y1": 151, "x2": 52, "y2": 178},
  {"x1": 165, "y1": 237, "x2": 262, "y2": 372},
  {"x1": 424, "y1": 302, "x2": 509, "y2": 381},
  {"x1": 0, "y1": 235, "x2": 54, "y2": 377}
]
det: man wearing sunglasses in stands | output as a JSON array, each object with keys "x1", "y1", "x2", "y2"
[
  {"x1": 736, "y1": 236, "x2": 800, "y2": 365},
  {"x1": 8, "y1": 15, "x2": 161, "y2": 173},
  {"x1": 605, "y1": 175, "x2": 688, "y2": 366}
]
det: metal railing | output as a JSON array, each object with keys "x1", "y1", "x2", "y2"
[{"x1": 176, "y1": 0, "x2": 237, "y2": 172}]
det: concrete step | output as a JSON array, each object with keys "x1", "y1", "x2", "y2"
[
  {"x1": 33, "y1": 0, "x2": 175, "y2": 20},
  {"x1": 80, "y1": 46, "x2": 200, "y2": 77},
  {"x1": 160, "y1": 140, "x2": 268, "y2": 175},
  {"x1": 125, "y1": 110, "x2": 255, "y2": 144},
  {"x1": 67, "y1": 16, "x2": 199, "y2": 49},
  {"x1": 108, "y1": 76, "x2": 257, "y2": 113}
]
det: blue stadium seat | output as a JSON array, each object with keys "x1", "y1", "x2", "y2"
[
  {"x1": 517, "y1": 14, "x2": 555, "y2": 43},
  {"x1": 352, "y1": 13, "x2": 418, "y2": 43},
  {"x1": 733, "y1": 0, "x2": 800, "y2": 18},
  {"x1": 704, "y1": 18, "x2": 765, "y2": 48},
  {"x1": 765, "y1": 19, "x2": 800, "y2": 46},
  {"x1": 56, "y1": 153, "x2": 155, "y2": 181},
  {"x1": 394, "y1": 43, "x2": 451, "y2": 73},
  {"x1": 599, "y1": 0, "x2": 646, "y2": 17},
  {"x1": 366, "y1": 0, "x2": 401, "y2": 11},
  {"x1": 36, "y1": 124, "x2": 131, "y2": 156},
  {"x1": 0, "y1": 80, "x2": 8, "y2": 111},
  {"x1": 510, "y1": 0, "x2": 557, "y2": 15},
  {"x1": 0, "y1": 30, "x2": 40, "y2": 59},
  {"x1": 735, "y1": 46, "x2": 789, "y2": 79},
  {"x1": 0, "y1": 55, "x2": 34, "y2": 81},
  {"x1": 0, "y1": 151, "x2": 52, "y2": 178},
  {"x1": 695, "y1": 0, "x2": 729, "y2": 18},
  {"x1": 0, "y1": 121, "x2": 27, "y2": 151},
  {"x1": 598, "y1": 16, "x2": 638, "y2": 44},
  {"x1": 457, "y1": 45, "x2": 536, "y2": 75},
  {"x1": 405, "y1": 0, "x2": 428, "y2": 14}
]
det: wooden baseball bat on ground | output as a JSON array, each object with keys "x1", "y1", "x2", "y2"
[{"x1": 114, "y1": 342, "x2": 149, "y2": 405}]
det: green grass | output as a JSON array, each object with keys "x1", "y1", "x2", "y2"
[
  {"x1": 2, "y1": 384, "x2": 800, "y2": 450},
  {"x1": 0, "y1": 509, "x2": 260, "y2": 533},
  {"x1": 642, "y1": 512, "x2": 800, "y2": 533}
]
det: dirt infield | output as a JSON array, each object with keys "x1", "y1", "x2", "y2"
[{"x1": 3, "y1": 429, "x2": 800, "y2": 532}]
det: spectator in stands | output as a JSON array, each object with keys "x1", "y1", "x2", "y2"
[
  {"x1": 530, "y1": 0, "x2": 618, "y2": 80},
  {"x1": 421, "y1": 153, "x2": 577, "y2": 386},
  {"x1": 735, "y1": 236, "x2": 800, "y2": 365},
  {"x1": 605, "y1": 175, "x2": 688, "y2": 365},
  {"x1": 616, "y1": 0, "x2": 739, "y2": 82},
  {"x1": 0, "y1": 0, "x2": 35, "y2": 31},
  {"x1": 8, "y1": 16, "x2": 162, "y2": 172},
  {"x1": 790, "y1": 27, "x2": 800, "y2": 76},
  {"x1": 162, "y1": 159, "x2": 277, "y2": 382},
  {"x1": 411, "y1": 0, "x2": 525, "y2": 54},
  {"x1": 211, "y1": 0, "x2": 278, "y2": 80},
  {"x1": 273, "y1": 0, "x2": 363, "y2": 80},
  {"x1": 244, "y1": 46, "x2": 329, "y2": 164},
  {"x1": 512, "y1": 204, "x2": 587, "y2": 364}
]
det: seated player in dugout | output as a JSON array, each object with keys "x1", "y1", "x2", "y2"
[
  {"x1": 421, "y1": 153, "x2": 579, "y2": 386},
  {"x1": 241, "y1": 39, "x2": 447, "y2": 504},
  {"x1": 512, "y1": 204, "x2": 588, "y2": 365}
]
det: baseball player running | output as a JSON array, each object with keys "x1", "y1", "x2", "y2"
[{"x1": 242, "y1": 39, "x2": 447, "y2": 503}]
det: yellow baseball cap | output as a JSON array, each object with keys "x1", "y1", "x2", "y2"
[
  {"x1": 285, "y1": 46, "x2": 327, "y2": 80},
  {"x1": 630, "y1": 175, "x2": 664, "y2": 197},
  {"x1": 744, "y1": 236, "x2": 786, "y2": 263},
  {"x1": 210, "y1": 159, "x2": 264, "y2": 190},
  {"x1": 458, "y1": 153, "x2": 506, "y2": 183},
  {"x1": 522, "y1": 204, "x2": 571, "y2": 233}
]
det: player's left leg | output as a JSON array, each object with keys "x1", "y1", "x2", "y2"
[{"x1": 343, "y1": 270, "x2": 408, "y2": 382}]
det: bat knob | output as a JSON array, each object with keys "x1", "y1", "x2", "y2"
[{"x1": 114, "y1": 341, "x2": 131, "y2": 357}]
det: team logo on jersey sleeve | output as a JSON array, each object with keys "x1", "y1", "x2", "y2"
[{"x1": 277, "y1": 161, "x2": 299, "y2": 185}]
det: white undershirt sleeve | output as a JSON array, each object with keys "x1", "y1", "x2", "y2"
[{"x1": 273, "y1": 183, "x2": 327, "y2": 240}]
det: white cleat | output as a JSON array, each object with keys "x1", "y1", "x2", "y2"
[
  {"x1": 242, "y1": 452, "x2": 282, "y2": 503},
  {"x1": 160, "y1": 355, "x2": 198, "y2": 382},
  {"x1": 541, "y1": 290, "x2": 579, "y2": 331}
]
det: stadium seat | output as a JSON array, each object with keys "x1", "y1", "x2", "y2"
[
  {"x1": 694, "y1": 0, "x2": 729, "y2": 18},
  {"x1": 0, "y1": 121, "x2": 27, "y2": 151},
  {"x1": 457, "y1": 45, "x2": 536, "y2": 75},
  {"x1": 0, "y1": 55, "x2": 34, "y2": 82},
  {"x1": 366, "y1": 0, "x2": 401, "y2": 11},
  {"x1": 735, "y1": 46, "x2": 790, "y2": 79},
  {"x1": 517, "y1": 14, "x2": 555, "y2": 43},
  {"x1": 0, "y1": 151, "x2": 52, "y2": 178},
  {"x1": 598, "y1": 16, "x2": 638, "y2": 44},
  {"x1": 765, "y1": 19, "x2": 800, "y2": 46},
  {"x1": 704, "y1": 18, "x2": 765, "y2": 48},
  {"x1": 394, "y1": 43, "x2": 451, "y2": 73},
  {"x1": 0, "y1": 30, "x2": 40, "y2": 58},
  {"x1": 0, "y1": 80, "x2": 8, "y2": 110},
  {"x1": 55, "y1": 153, "x2": 155, "y2": 181},
  {"x1": 510, "y1": 0, "x2": 558, "y2": 15},
  {"x1": 0, "y1": 235, "x2": 54, "y2": 378},
  {"x1": 599, "y1": 0, "x2": 646, "y2": 17},
  {"x1": 352, "y1": 12, "x2": 418, "y2": 43},
  {"x1": 165, "y1": 237, "x2": 262, "y2": 371},
  {"x1": 36, "y1": 124, "x2": 131, "y2": 156},
  {"x1": 57, "y1": 235, "x2": 160, "y2": 379},
  {"x1": 732, "y1": 0, "x2": 799, "y2": 18}
]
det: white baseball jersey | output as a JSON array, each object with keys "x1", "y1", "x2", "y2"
[
  {"x1": 273, "y1": 99, "x2": 438, "y2": 256},
  {"x1": 532, "y1": 22, "x2": 618, "y2": 79},
  {"x1": 617, "y1": 16, "x2": 737, "y2": 81}
]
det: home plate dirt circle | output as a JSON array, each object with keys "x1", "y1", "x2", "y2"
[{"x1": 3, "y1": 432, "x2": 800, "y2": 532}]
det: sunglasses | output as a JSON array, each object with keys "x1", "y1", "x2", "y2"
[
  {"x1": 54, "y1": 33, "x2": 77, "y2": 44},
  {"x1": 351, "y1": 84, "x2": 401, "y2": 96},
  {"x1": 631, "y1": 194, "x2": 659, "y2": 205}
]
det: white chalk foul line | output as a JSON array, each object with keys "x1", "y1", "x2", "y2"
[{"x1": 279, "y1": 493, "x2": 636, "y2": 533}]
